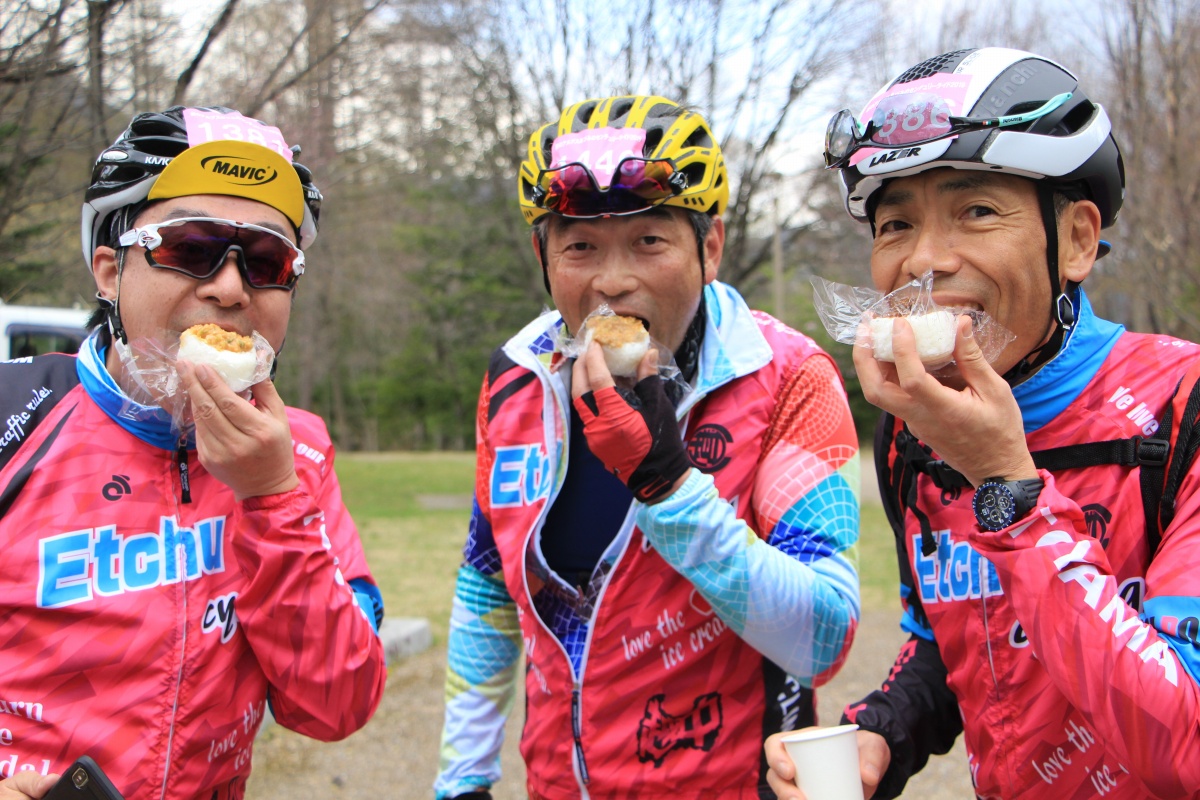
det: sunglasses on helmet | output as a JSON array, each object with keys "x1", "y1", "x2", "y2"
[
  {"x1": 824, "y1": 91, "x2": 1073, "y2": 170},
  {"x1": 117, "y1": 217, "x2": 305, "y2": 290},
  {"x1": 531, "y1": 157, "x2": 688, "y2": 218}
]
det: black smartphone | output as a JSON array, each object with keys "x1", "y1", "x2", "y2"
[{"x1": 43, "y1": 756, "x2": 125, "y2": 800}]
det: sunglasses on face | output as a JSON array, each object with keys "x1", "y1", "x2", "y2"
[
  {"x1": 824, "y1": 91, "x2": 1073, "y2": 169},
  {"x1": 531, "y1": 157, "x2": 688, "y2": 218},
  {"x1": 117, "y1": 217, "x2": 305, "y2": 290}
]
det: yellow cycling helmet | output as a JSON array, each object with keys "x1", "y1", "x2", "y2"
[{"x1": 518, "y1": 95, "x2": 728, "y2": 224}]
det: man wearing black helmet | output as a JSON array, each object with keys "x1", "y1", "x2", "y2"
[
  {"x1": 436, "y1": 95, "x2": 861, "y2": 799},
  {"x1": 765, "y1": 47, "x2": 1200, "y2": 800},
  {"x1": 0, "y1": 107, "x2": 385, "y2": 800}
]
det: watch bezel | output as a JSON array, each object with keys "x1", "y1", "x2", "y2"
[{"x1": 972, "y1": 478, "x2": 1043, "y2": 532}]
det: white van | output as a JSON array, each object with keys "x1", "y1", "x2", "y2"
[{"x1": 0, "y1": 300, "x2": 90, "y2": 361}]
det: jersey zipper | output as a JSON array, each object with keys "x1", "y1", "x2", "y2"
[
  {"x1": 176, "y1": 436, "x2": 192, "y2": 504},
  {"x1": 160, "y1": 443, "x2": 190, "y2": 798},
  {"x1": 571, "y1": 684, "x2": 590, "y2": 790}
]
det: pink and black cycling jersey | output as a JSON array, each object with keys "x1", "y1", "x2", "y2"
[
  {"x1": 0, "y1": 332, "x2": 386, "y2": 800},
  {"x1": 849, "y1": 290, "x2": 1200, "y2": 800}
]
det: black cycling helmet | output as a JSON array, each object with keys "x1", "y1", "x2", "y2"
[{"x1": 81, "y1": 106, "x2": 322, "y2": 269}]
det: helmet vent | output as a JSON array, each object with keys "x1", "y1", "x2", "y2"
[
  {"x1": 1057, "y1": 100, "x2": 1095, "y2": 135},
  {"x1": 575, "y1": 102, "x2": 599, "y2": 128},
  {"x1": 682, "y1": 126, "x2": 713, "y2": 149},
  {"x1": 895, "y1": 48, "x2": 974, "y2": 84},
  {"x1": 611, "y1": 99, "x2": 634, "y2": 121},
  {"x1": 681, "y1": 163, "x2": 706, "y2": 188},
  {"x1": 644, "y1": 129, "x2": 663, "y2": 155}
]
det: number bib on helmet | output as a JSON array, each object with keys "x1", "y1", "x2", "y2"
[
  {"x1": 851, "y1": 75, "x2": 971, "y2": 167},
  {"x1": 182, "y1": 108, "x2": 294, "y2": 161},
  {"x1": 550, "y1": 127, "x2": 647, "y2": 188}
]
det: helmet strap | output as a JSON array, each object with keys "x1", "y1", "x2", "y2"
[
  {"x1": 104, "y1": 245, "x2": 129, "y2": 345},
  {"x1": 1004, "y1": 185, "x2": 1073, "y2": 385}
]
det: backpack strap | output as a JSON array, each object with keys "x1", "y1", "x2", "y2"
[
  {"x1": 883, "y1": 359, "x2": 1200, "y2": 565},
  {"x1": 1150, "y1": 359, "x2": 1200, "y2": 554},
  {"x1": 875, "y1": 413, "x2": 932, "y2": 630}
]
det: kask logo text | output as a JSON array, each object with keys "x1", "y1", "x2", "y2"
[{"x1": 38, "y1": 515, "x2": 227, "y2": 608}]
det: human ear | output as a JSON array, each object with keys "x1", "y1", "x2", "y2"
[
  {"x1": 93, "y1": 246, "x2": 119, "y2": 300},
  {"x1": 703, "y1": 216, "x2": 725, "y2": 285},
  {"x1": 1059, "y1": 199, "x2": 1102, "y2": 285}
]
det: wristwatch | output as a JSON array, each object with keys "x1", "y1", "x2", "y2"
[{"x1": 972, "y1": 477, "x2": 1044, "y2": 531}]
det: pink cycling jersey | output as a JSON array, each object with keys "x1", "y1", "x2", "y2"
[{"x1": 0, "y1": 338, "x2": 385, "y2": 800}]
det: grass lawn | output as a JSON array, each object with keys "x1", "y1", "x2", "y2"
[{"x1": 337, "y1": 448, "x2": 902, "y2": 645}]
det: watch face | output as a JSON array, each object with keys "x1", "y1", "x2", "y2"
[{"x1": 974, "y1": 483, "x2": 1016, "y2": 531}]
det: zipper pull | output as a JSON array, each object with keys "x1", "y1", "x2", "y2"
[
  {"x1": 177, "y1": 439, "x2": 192, "y2": 504},
  {"x1": 572, "y1": 686, "x2": 589, "y2": 784}
]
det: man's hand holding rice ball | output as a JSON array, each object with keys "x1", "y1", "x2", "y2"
[
  {"x1": 570, "y1": 315, "x2": 691, "y2": 504},
  {"x1": 176, "y1": 323, "x2": 299, "y2": 500}
]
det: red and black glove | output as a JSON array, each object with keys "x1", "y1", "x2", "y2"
[{"x1": 574, "y1": 375, "x2": 692, "y2": 503}]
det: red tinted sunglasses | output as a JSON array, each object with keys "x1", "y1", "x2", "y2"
[
  {"x1": 118, "y1": 217, "x2": 305, "y2": 290},
  {"x1": 532, "y1": 157, "x2": 687, "y2": 217}
]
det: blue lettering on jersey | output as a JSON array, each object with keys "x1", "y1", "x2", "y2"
[
  {"x1": 38, "y1": 516, "x2": 227, "y2": 608},
  {"x1": 491, "y1": 444, "x2": 552, "y2": 508},
  {"x1": 913, "y1": 531, "x2": 1003, "y2": 605}
]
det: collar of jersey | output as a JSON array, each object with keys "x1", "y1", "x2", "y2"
[
  {"x1": 77, "y1": 331, "x2": 194, "y2": 451},
  {"x1": 1012, "y1": 287, "x2": 1124, "y2": 433}
]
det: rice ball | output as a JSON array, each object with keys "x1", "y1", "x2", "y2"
[
  {"x1": 870, "y1": 311, "x2": 957, "y2": 367},
  {"x1": 584, "y1": 315, "x2": 650, "y2": 378},
  {"x1": 178, "y1": 323, "x2": 260, "y2": 392}
]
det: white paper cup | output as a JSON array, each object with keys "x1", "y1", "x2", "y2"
[{"x1": 781, "y1": 724, "x2": 861, "y2": 800}]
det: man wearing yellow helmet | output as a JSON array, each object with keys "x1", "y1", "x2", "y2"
[
  {"x1": 0, "y1": 106, "x2": 385, "y2": 800},
  {"x1": 435, "y1": 95, "x2": 861, "y2": 799}
]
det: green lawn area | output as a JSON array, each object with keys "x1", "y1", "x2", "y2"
[{"x1": 337, "y1": 449, "x2": 901, "y2": 645}]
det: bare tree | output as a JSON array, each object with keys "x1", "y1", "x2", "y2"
[{"x1": 1090, "y1": 0, "x2": 1200, "y2": 337}]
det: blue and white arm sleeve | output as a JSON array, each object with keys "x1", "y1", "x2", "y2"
[
  {"x1": 435, "y1": 503, "x2": 522, "y2": 799},
  {"x1": 637, "y1": 467, "x2": 859, "y2": 685}
]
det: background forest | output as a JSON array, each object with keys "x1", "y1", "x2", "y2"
[{"x1": 3, "y1": 0, "x2": 1197, "y2": 450}]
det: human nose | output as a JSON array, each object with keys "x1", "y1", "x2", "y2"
[
  {"x1": 901, "y1": 219, "x2": 961, "y2": 281},
  {"x1": 591, "y1": 250, "x2": 640, "y2": 298},
  {"x1": 198, "y1": 249, "x2": 251, "y2": 306}
]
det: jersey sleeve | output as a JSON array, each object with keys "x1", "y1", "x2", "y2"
[
  {"x1": 841, "y1": 634, "x2": 963, "y2": 799},
  {"x1": 637, "y1": 356, "x2": 860, "y2": 685},
  {"x1": 435, "y1": 374, "x2": 523, "y2": 799},
  {"x1": 969, "y1": 468, "x2": 1200, "y2": 797},
  {"x1": 229, "y1": 436, "x2": 387, "y2": 742}
]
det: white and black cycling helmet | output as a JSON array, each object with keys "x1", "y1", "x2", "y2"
[
  {"x1": 828, "y1": 47, "x2": 1123, "y2": 228},
  {"x1": 81, "y1": 105, "x2": 322, "y2": 270}
]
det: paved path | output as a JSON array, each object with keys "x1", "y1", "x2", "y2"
[{"x1": 246, "y1": 609, "x2": 974, "y2": 799}]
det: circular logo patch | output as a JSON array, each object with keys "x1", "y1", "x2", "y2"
[{"x1": 687, "y1": 424, "x2": 733, "y2": 472}]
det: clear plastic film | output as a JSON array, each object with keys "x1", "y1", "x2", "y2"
[
  {"x1": 810, "y1": 273, "x2": 1016, "y2": 374},
  {"x1": 113, "y1": 326, "x2": 275, "y2": 433},
  {"x1": 558, "y1": 303, "x2": 689, "y2": 396}
]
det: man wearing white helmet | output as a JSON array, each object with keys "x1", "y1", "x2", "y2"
[
  {"x1": 0, "y1": 107, "x2": 385, "y2": 800},
  {"x1": 766, "y1": 48, "x2": 1200, "y2": 799}
]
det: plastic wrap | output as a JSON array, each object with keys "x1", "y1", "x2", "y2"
[
  {"x1": 113, "y1": 326, "x2": 275, "y2": 433},
  {"x1": 811, "y1": 273, "x2": 1016, "y2": 374},
  {"x1": 559, "y1": 304, "x2": 689, "y2": 395}
]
